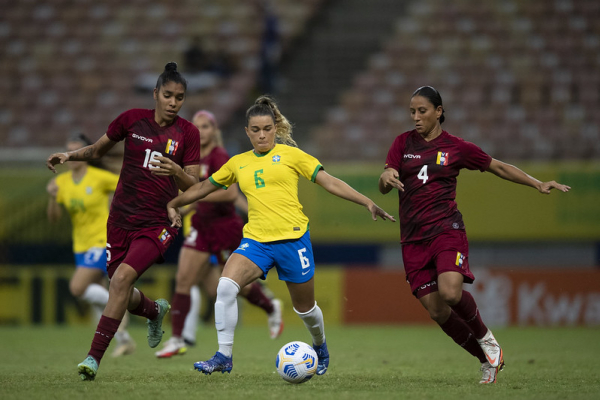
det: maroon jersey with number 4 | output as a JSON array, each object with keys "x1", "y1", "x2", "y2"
[
  {"x1": 191, "y1": 146, "x2": 237, "y2": 224},
  {"x1": 106, "y1": 109, "x2": 200, "y2": 229},
  {"x1": 385, "y1": 130, "x2": 492, "y2": 244}
]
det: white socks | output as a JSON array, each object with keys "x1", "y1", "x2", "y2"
[
  {"x1": 295, "y1": 302, "x2": 326, "y2": 346},
  {"x1": 81, "y1": 283, "x2": 109, "y2": 306},
  {"x1": 182, "y1": 285, "x2": 201, "y2": 343},
  {"x1": 81, "y1": 283, "x2": 109, "y2": 323},
  {"x1": 215, "y1": 277, "x2": 240, "y2": 357}
]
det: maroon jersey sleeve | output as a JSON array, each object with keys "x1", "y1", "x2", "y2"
[
  {"x1": 181, "y1": 122, "x2": 200, "y2": 166},
  {"x1": 106, "y1": 110, "x2": 140, "y2": 142},
  {"x1": 384, "y1": 134, "x2": 407, "y2": 170},
  {"x1": 457, "y1": 139, "x2": 492, "y2": 172}
]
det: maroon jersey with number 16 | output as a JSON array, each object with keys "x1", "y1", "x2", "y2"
[
  {"x1": 384, "y1": 130, "x2": 492, "y2": 244},
  {"x1": 106, "y1": 109, "x2": 200, "y2": 229}
]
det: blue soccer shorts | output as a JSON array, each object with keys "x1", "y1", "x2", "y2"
[
  {"x1": 233, "y1": 231, "x2": 315, "y2": 283},
  {"x1": 74, "y1": 247, "x2": 108, "y2": 273}
]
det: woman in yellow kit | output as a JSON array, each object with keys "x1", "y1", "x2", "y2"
[
  {"x1": 167, "y1": 96, "x2": 395, "y2": 376},
  {"x1": 47, "y1": 133, "x2": 135, "y2": 357}
]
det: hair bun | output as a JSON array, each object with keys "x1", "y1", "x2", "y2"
[{"x1": 165, "y1": 62, "x2": 178, "y2": 72}]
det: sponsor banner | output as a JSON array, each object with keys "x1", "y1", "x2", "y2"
[
  {"x1": 343, "y1": 267, "x2": 600, "y2": 326},
  {"x1": 471, "y1": 268, "x2": 600, "y2": 327}
]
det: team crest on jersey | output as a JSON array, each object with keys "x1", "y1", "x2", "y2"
[
  {"x1": 159, "y1": 228, "x2": 171, "y2": 244},
  {"x1": 272, "y1": 155, "x2": 281, "y2": 163},
  {"x1": 436, "y1": 151, "x2": 449, "y2": 166},
  {"x1": 455, "y1": 252, "x2": 465, "y2": 269},
  {"x1": 165, "y1": 139, "x2": 179, "y2": 155}
]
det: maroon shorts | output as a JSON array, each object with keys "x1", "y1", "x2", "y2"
[
  {"x1": 106, "y1": 223, "x2": 178, "y2": 278},
  {"x1": 401, "y1": 229, "x2": 474, "y2": 299},
  {"x1": 182, "y1": 216, "x2": 243, "y2": 265}
]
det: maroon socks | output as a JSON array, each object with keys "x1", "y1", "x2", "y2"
[
  {"x1": 450, "y1": 290, "x2": 488, "y2": 339},
  {"x1": 440, "y1": 310, "x2": 487, "y2": 363},
  {"x1": 87, "y1": 315, "x2": 121, "y2": 364},
  {"x1": 128, "y1": 290, "x2": 159, "y2": 320},
  {"x1": 170, "y1": 292, "x2": 191, "y2": 337},
  {"x1": 242, "y1": 282, "x2": 274, "y2": 314}
]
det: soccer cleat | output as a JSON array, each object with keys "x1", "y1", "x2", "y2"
[
  {"x1": 313, "y1": 341, "x2": 329, "y2": 376},
  {"x1": 477, "y1": 330, "x2": 504, "y2": 368},
  {"x1": 479, "y1": 361, "x2": 504, "y2": 384},
  {"x1": 155, "y1": 337, "x2": 188, "y2": 358},
  {"x1": 111, "y1": 338, "x2": 136, "y2": 358},
  {"x1": 268, "y1": 299, "x2": 284, "y2": 339},
  {"x1": 147, "y1": 299, "x2": 171, "y2": 348},
  {"x1": 194, "y1": 352, "x2": 233, "y2": 375},
  {"x1": 77, "y1": 356, "x2": 98, "y2": 381}
]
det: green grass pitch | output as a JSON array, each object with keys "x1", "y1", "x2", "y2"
[{"x1": 1, "y1": 324, "x2": 598, "y2": 399}]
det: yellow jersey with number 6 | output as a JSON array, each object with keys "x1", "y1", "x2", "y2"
[
  {"x1": 209, "y1": 144, "x2": 322, "y2": 242},
  {"x1": 55, "y1": 166, "x2": 119, "y2": 253}
]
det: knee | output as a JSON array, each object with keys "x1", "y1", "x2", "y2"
[
  {"x1": 427, "y1": 306, "x2": 450, "y2": 324},
  {"x1": 110, "y1": 266, "x2": 136, "y2": 294},
  {"x1": 438, "y1": 287, "x2": 462, "y2": 306},
  {"x1": 216, "y1": 277, "x2": 240, "y2": 301},
  {"x1": 69, "y1": 280, "x2": 85, "y2": 298}
]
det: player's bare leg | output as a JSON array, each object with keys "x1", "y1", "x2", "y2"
[
  {"x1": 157, "y1": 248, "x2": 210, "y2": 358},
  {"x1": 287, "y1": 278, "x2": 328, "y2": 375}
]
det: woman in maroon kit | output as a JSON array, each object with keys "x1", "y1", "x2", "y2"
[
  {"x1": 46, "y1": 62, "x2": 201, "y2": 381},
  {"x1": 379, "y1": 86, "x2": 570, "y2": 384},
  {"x1": 155, "y1": 110, "x2": 283, "y2": 359}
]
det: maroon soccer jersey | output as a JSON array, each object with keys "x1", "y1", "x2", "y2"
[
  {"x1": 106, "y1": 109, "x2": 200, "y2": 229},
  {"x1": 385, "y1": 130, "x2": 492, "y2": 243},
  {"x1": 191, "y1": 146, "x2": 237, "y2": 224}
]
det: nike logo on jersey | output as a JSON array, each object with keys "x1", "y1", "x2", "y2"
[
  {"x1": 302, "y1": 269, "x2": 311, "y2": 275},
  {"x1": 239, "y1": 164, "x2": 250, "y2": 169}
]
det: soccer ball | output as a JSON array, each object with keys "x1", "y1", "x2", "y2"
[{"x1": 275, "y1": 341, "x2": 318, "y2": 384}]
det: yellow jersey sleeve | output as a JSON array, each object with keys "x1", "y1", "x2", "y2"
[{"x1": 208, "y1": 157, "x2": 238, "y2": 189}]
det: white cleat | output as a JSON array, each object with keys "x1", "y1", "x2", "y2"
[
  {"x1": 155, "y1": 337, "x2": 187, "y2": 359},
  {"x1": 268, "y1": 299, "x2": 284, "y2": 339},
  {"x1": 111, "y1": 338, "x2": 136, "y2": 357},
  {"x1": 477, "y1": 329, "x2": 504, "y2": 369},
  {"x1": 479, "y1": 361, "x2": 502, "y2": 384}
]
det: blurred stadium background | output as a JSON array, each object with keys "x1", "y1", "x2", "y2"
[{"x1": 0, "y1": 0, "x2": 599, "y2": 329}]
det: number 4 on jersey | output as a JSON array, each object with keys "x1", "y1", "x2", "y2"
[{"x1": 418, "y1": 165, "x2": 429, "y2": 184}]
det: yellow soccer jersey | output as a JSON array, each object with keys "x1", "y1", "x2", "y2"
[
  {"x1": 55, "y1": 166, "x2": 119, "y2": 253},
  {"x1": 209, "y1": 144, "x2": 322, "y2": 242}
]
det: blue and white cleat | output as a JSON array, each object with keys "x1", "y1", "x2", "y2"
[
  {"x1": 194, "y1": 352, "x2": 233, "y2": 375},
  {"x1": 313, "y1": 341, "x2": 329, "y2": 376},
  {"x1": 77, "y1": 356, "x2": 98, "y2": 381}
]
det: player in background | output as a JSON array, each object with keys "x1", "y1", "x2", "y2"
[
  {"x1": 379, "y1": 86, "x2": 570, "y2": 384},
  {"x1": 47, "y1": 133, "x2": 135, "y2": 357},
  {"x1": 167, "y1": 95, "x2": 395, "y2": 376},
  {"x1": 46, "y1": 62, "x2": 201, "y2": 381},
  {"x1": 156, "y1": 110, "x2": 283, "y2": 359}
]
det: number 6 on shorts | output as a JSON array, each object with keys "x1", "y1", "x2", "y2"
[{"x1": 297, "y1": 248, "x2": 310, "y2": 269}]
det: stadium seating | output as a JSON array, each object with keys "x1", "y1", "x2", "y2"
[
  {"x1": 0, "y1": 0, "x2": 324, "y2": 147},
  {"x1": 312, "y1": 0, "x2": 600, "y2": 161}
]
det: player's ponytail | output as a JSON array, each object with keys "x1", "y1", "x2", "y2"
[
  {"x1": 156, "y1": 61, "x2": 188, "y2": 91},
  {"x1": 246, "y1": 95, "x2": 297, "y2": 147},
  {"x1": 412, "y1": 86, "x2": 445, "y2": 124}
]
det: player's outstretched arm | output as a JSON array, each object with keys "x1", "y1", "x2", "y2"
[
  {"x1": 315, "y1": 170, "x2": 396, "y2": 222},
  {"x1": 487, "y1": 159, "x2": 571, "y2": 194},
  {"x1": 378, "y1": 168, "x2": 404, "y2": 194},
  {"x1": 46, "y1": 134, "x2": 116, "y2": 173},
  {"x1": 166, "y1": 179, "x2": 221, "y2": 227}
]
